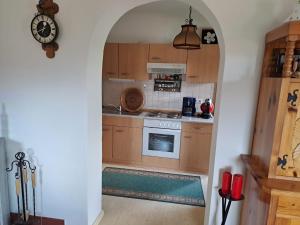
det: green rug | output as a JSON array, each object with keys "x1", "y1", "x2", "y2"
[{"x1": 102, "y1": 167, "x2": 205, "y2": 207}]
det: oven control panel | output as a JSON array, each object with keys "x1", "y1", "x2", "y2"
[{"x1": 144, "y1": 119, "x2": 181, "y2": 130}]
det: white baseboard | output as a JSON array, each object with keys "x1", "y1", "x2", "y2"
[{"x1": 93, "y1": 210, "x2": 104, "y2": 225}]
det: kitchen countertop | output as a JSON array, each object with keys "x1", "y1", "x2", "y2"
[{"x1": 102, "y1": 111, "x2": 214, "y2": 124}]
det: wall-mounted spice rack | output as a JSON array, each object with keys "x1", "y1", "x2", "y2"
[{"x1": 153, "y1": 74, "x2": 182, "y2": 92}]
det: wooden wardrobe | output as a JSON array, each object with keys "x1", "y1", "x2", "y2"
[{"x1": 241, "y1": 21, "x2": 300, "y2": 225}]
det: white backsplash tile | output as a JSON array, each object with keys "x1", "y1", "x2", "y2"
[{"x1": 103, "y1": 79, "x2": 214, "y2": 111}]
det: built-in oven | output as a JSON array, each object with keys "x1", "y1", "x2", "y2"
[{"x1": 143, "y1": 119, "x2": 181, "y2": 159}]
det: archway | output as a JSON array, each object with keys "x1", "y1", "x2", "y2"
[{"x1": 86, "y1": 0, "x2": 225, "y2": 224}]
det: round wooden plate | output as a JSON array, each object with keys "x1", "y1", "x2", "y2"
[{"x1": 120, "y1": 88, "x2": 144, "y2": 112}]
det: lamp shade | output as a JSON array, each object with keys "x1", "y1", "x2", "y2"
[
  {"x1": 173, "y1": 24, "x2": 201, "y2": 49},
  {"x1": 173, "y1": 6, "x2": 201, "y2": 50}
]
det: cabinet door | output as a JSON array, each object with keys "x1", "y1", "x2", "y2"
[
  {"x1": 276, "y1": 80, "x2": 300, "y2": 178},
  {"x1": 119, "y1": 43, "x2": 149, "y2": 80},
  {"x1": 102, "y1": 125, "x2": 113, "y2": 162},
  {"x1": 113, "y1": 126, "x2": 142, "y2": 163},
  {"x1": 275, "y1": 218, "x2": 300, "y2": 225},
  {"x1": 179, "y1": 131, "x2": 211, "y2": 173},
  {"x1": 186, "y1": 45, "x2": 220, "y2": 83},
  {"x1": 149, "y1": 44, "x2": 187, "y2": 63},
  {"x1": 275, "y1": 194, "x2": 300, "y2": 225},
  {"x1": 102, "y1": 43, "x2": 118, "y2": 80}
]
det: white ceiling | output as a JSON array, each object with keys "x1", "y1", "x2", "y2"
[
  {"x1": 130, "y1": 0, "x2": 208, "y2": 22},
  {"x1": 107, "y1": 0, "x2": 211, "y2": 43}
]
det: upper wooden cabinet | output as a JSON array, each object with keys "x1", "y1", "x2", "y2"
[
  {"x1": 149, "y1": 44, "x2": 187, "y2": 64},
  {"x1": 186, "y1": 45, "x2": 220, "y2": 83},
  {"x1": 119, "y1": 43, "x2": 149, "y2": 80},
  {"x1": 102, "y1": 42, "x2": 220, "y2": 83},
  {"x1": 102, "y1": 43, "x2": 119, "y2": 80}
]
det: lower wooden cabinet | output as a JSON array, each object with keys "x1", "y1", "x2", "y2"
[
  {"x1": 103, "y1": 115, "x2": 143, "y2": 164},
  {"x1": 179, "y1": 132, "x2": 211, "y2": 174},
  {"x1": 102, "y1": 115, "x2": 213, "y2": 173},
  {"x1": 102, "y1": 125, "x2": 113, "y2": 162},
  {"x1": 112, "y1": 126, "x2": 142, "y2": 163}
]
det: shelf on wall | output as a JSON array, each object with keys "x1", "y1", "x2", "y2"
[{"x1": 241, "y1": 155, "x2": 300, "y2": 193}]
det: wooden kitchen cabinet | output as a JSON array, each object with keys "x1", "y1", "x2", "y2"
[
  {"x1": 112, "y1": 126, "x2": 142, "y2": 163},
  {"x1": 102, "y1": 42, "x2": 220, "y2": 82},
  {"x1": 102, "y1": 115, "x2": 143, "y2": 164},
  {"x1": 102, "y1": 43, "x2": 119, "y2": 80},
  {"x1": 149, "y1": 44, "x2": 187, "y2": 64},
  {"x1": 186, "y1": 45, "x2": 220, "y2": 83},
  {"x1": 102, "y1": 125, "x2": 113, "y2": 162},
  {"x1": 180, "y1": 123, "x2": 212, "y2": 173},
  {"x1": 119, "y1": 43, "x2": 149, "y2": 80}
]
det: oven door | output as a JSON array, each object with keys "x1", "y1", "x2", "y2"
[{"x1": 143, "y1": 127, "x2": 181, "y2": 159}]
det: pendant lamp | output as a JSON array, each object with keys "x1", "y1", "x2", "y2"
[{"x1": 173, "y1": 6, "x2": 201, "y2": 50}]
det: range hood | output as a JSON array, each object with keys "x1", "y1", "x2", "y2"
[{"x1": 147, "y1": 63, "x2": 186, "y2": 75}]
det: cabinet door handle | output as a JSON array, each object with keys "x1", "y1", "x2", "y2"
[
  {"x1": 187, "y1": 75, "x2": 197, "y2": 78},
  {"x1": 115, "y1": 129, "x2": 124, "y2": 133},
  {"x1": 107, "y1": 72, "x2": 115, "y2": 75},
  {"x1": 183, "y1": 136, "x2": 192, "y2": 139},
  {"x1": 151, "y1": 57, "x2": 161, "y2": 60},
  {"x1": 120, "y1": 72, "x2": 128, "y2": 76},
  {"x1": 103, "y1": 128, "x2": 110, "y2": 132},
  {"x1": 193, "y1": 127, "x2": 202, "y2": 130}
]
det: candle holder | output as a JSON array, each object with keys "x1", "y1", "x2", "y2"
[
  {"x1": 6, "y1": 152, "x2": 37, "y2": 225},
  {"x1": 218, "y1": 189, "x2": 244, "y2": 225}
]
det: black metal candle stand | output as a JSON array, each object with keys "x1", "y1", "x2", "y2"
[
  {"x1": 218, "y1": 189, "x2": 244, "y2": 225},
  {"x1": 6, "y1": 152, "x2": 37, "y2": 225}
]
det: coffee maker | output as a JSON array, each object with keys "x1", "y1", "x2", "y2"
[{"x1": 182, "y1": 97, "x2": 196, "y2": 117}]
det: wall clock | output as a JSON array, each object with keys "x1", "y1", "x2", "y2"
[
  {"x1": 31, "y1": 14, "x2": 58, "y2": 44},
  {"x1": 31, "y1": 0, "x2": 59, "y2": 58}
]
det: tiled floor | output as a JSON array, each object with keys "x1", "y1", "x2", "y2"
[
  {"x1": 100, "y1": 195, "x2": 205, "y2": 225},
  {"x1": 100, "y1": 164, "x2": 207, "y2": 225}
]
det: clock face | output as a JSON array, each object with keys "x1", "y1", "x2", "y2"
[{"x1": 31, "y1": 14, "x2": 58, "y2": 44}]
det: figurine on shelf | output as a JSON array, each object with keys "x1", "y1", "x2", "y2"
[
  {"x1": 285, "y1": 0, "x2": 300, "y2": 22},
  {"x1": 292, "y1": 57, "x2": 300, "y2": 78}
]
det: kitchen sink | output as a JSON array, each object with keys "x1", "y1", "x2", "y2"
[{"x1": 102, "y1": 106, "x2": 142, "y2": 116}]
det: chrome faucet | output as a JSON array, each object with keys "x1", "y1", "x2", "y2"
[{"x1": 105, "y1": 104, "x2": 122, "y2": 112}]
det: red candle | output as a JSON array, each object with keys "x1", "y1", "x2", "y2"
[
  {"x1": 221, "y1": 171, "x2": 232, "y2": 195},
  {"x1": 231, "y1": 174, "x2": 243, "y2": 200}
]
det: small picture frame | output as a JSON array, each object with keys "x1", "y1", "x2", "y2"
[{"x1": 202, "y1": 29, "x2": 218, "y2": 44}]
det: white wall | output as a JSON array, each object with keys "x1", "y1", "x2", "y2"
[
  {"x1": 0, "y1": 1, "x2": 296, "y2": 225},
  {"x1": 0, "y1": 138, "x2": 10, "y2": 225},
  {"x1": 0, "y1": 0, "x2": 91, "y2": 224}
]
